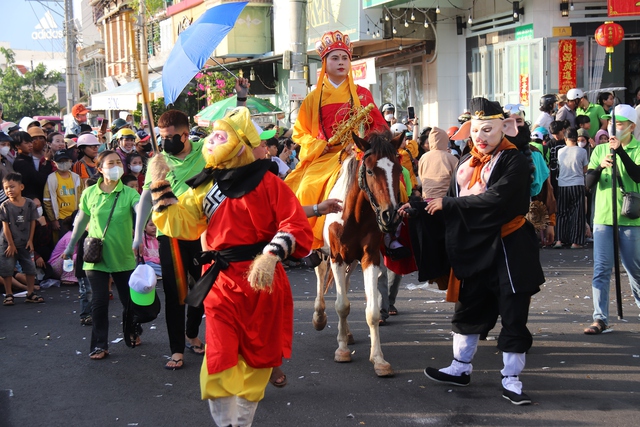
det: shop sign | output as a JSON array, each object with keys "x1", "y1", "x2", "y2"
[
  {"x1": 558, "y1": 39, "x2": 577, "y2": 94},
  {"x1": 608, "y1": 0, "x2": 640, "y2": 16},
  {"x1": 515, "y1": 24, "x2": 533, "y2": 41},
  {"x1": 553, "y1": 27, "x2": 572, "y2": 37}
]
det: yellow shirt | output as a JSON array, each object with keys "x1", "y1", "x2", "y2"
[{"x1": 57, "y1": 173, "x2": 78, "y2": 220}]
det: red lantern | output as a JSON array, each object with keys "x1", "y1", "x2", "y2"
[{"x1": 595, "y1": 21, "x2": 624, "y2": 72}]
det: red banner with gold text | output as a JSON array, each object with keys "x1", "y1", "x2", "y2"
[
  {"x1": 558, "y1": 39, "x2": 577, "y2": 94},
  {"x1": 608, "y1": 0, "x2": 640, "y2": 17}
]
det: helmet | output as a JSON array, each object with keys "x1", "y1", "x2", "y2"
[
  {"x1": 447, "y1": 126, "x2": 459, "y2": 139},
  {"x1": 110, "y1": 118, "x2": 128, "y2": 133},
  {"x1": 380, "y1": 103, "x2": 395, "y2": 113},
  {"x1": 190, "y1": 126, "x2": 207, "y2": 138},
  {"x1": 539, "y1": 94, "x2": 557, "y2": 111},
  {"x1": 77, "y1": 133, "x2": 100, "y2": 147},
  {"x1": 390, "y1": 123, "x2": 407, "y2": 135},
  {"x1": 458, "y1": 111, "x2": 471, "y2": 124},
  {"x1": 532, "y1": 126, "x2": 549, "y2": 136},
  {"x1": 566, "y1": 88, "x2": 584, "y2": 101}
]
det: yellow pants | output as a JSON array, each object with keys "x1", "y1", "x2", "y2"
[{"x1": 200, "y1": 355, "x2": 272, "y2": 402}]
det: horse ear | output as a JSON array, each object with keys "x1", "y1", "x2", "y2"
[
  {"x1": 391, "y1": 131, "x2": 405, "y2": 151},
  {"x1": 352, "y1": 132, "x2": 369, "y2": 152}
]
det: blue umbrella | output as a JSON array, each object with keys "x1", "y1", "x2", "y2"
[{"x1": 162, "y1": 1, "x2": 248, "y2": 105}]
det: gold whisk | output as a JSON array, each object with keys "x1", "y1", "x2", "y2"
[{"x1": 327, "y1": 103, "x2": 375, "y2": 147}]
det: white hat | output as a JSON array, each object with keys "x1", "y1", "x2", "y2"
[
  {"x1": 390, "y1": 123, "x2": 408, "y2": 135},
  {"x1": 566, "y1": 88, "x2": 584, "y2": 101},
  {"x1": 531, "y1": 130, "x2": 545, "y2": 141},
  {"x1": 77, "y1": 133, "x2": 101, "y2": 146},
  {"x1": 19, "y1": 116, "x2": 36, "y2": 131},
  {"x1": 602, "y1": 104, "x2": 637, "y2": 125}
]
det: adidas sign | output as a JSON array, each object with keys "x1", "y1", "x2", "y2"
[{"x1": 31, "y1": 11, "x2": 63, "y2": 40}]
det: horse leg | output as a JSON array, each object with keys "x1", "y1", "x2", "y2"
[
  {"x1": 332, "y1": 261, "x2": 351, "y2": 363},
  {"x1": 362, "y1": 264, "x2": 394, "y2": 377},
  {"x1": 344, "y1": 261, "x2": 358, "y2": 345},
  {"x1": 312, "y1": 257, "x2": 329, "y2": 331}
]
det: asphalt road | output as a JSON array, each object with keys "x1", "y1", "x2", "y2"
[{"x1": 1, "y1": 246, "x2": 639, "y2": 427}]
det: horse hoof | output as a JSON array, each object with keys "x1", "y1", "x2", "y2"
[
  {"x1": 347, "y1": 333, "x2": 355, "y2": 345},
  {"x1": 334, "y1": 349, "x2": 351, "y2": 363},
  {"x1": 312, "y1": 313, "x2": 327, "y2": 331},
  {"x1": 374, "y1": 363, "x2": 394, "y2": 377}
]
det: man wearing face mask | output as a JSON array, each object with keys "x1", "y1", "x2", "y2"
[
  {"x1": 115, "y1": 128, "x2": 138, "y2": 174},
  {"x1": 584, "y1": 104, "x2": 640, "y2": 334},
  {"x1": 136, "y1": 130, "x2": 154, "y2": 159},
  {"x1": 134, "y1": 108, "x2": 208, "y2": 370},
  {"x1": 43, "y1": 150, "x2": 84, "y2": 240}
]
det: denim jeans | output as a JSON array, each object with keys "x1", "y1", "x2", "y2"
[
  {"x1": 592, "y1": 224, "x2": 640, "y2": 325},
  {"x1": 78, "y1": 277, "x2": 93, "y2": 318}
]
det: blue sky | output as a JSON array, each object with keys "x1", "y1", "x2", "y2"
[{"x1": 3, "y1": 0, "x2": 80, "y2": 53}]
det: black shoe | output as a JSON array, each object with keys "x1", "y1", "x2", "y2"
[
  {"x1": 80, "y1": 316, "x2": 92, "y2": 326},
  {"x1": 301, "y1": 251, "x2": 322, "y2": 268},
  {"x1": 502, "y1": 388, "x2": 531, "y2": 405},
  {"x1": 424, "y1": 367, "x2": 470, "y2": 386}
]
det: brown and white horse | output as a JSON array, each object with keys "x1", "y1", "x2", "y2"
[{"x1": 313, "y1": 130, "x2": 404, "y2": 377}]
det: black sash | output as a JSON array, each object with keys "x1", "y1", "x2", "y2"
[{"x1": 185, "y1": 241, "x2": 269, "y2": 307}]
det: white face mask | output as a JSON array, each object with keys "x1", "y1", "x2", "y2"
[
  {"x1": 120, "y1": 146, "x2": 133, "y2": 154},
  {"x1": 0, "y1": 146, "x2": 10, "y2": 157},
  {"x1": 56, "y1": 161, "x2": 72, "y2": 171},
  {"x1": 36, "y1": 206, "x2": 43, "y2": 217},
  {"x1": 609, "y1": 122, "x2": 633, "y2": 143},
  {"x1": 130, "y1": 164, "x2": 143, "y2": 173},
  {"x1": 384, "y1": 113, "x2": 394, "y2": 122},
  {"x1": 104, "y1": 166, "x2": 124, "y2": 181},
  {"x1": 578, "y1": 141, "x2": 587, "y2": 148}
]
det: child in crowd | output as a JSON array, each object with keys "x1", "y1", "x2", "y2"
[
  {"x1": 141, "y1": 218, "x2": 162, "y2": 277},
  {"x1": 575, "y1": 115, "x2": 591, "y2": 134},
  {"x1": 121, "y1": 174, "x2": 139, "y2": 192},
  {"x1": 48, "y1": 213, "x2": 79, "y2": 285},
  {"x1": 43, "y1": 150, "x2": 84, "y2": 241},
  {"x1": 1, "y1": 172, "x2": 44, "y2": 305},
  {"x1": 126, "y1": 152, "x2": 145, "y2": 193}
]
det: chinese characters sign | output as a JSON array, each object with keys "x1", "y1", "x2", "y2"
[
  {"x1": 608, "y1": 0, "x2": 640, "y2": 16},
  {"x1": 558, "y1": 39, "x2": 577, "y2": 94},
  {"x1": 519, "y1": 74, "x2": 530, "y2": 106}
]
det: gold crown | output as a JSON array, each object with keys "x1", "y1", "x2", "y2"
[{"x1": 315, "y1": 30, "x2": 352, "y2": 60}]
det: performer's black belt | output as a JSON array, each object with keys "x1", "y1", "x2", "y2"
[{"x1": 185, "y1": 241, "x2": 269, "y2": 307}]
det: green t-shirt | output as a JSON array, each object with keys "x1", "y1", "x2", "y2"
[
  {"x1": 577, "y1": 103, "x2": 605, "y2": 139},
  {"x1": 80, "y1": 179, "x2": 141, "y2": 272},
  {"x1": 143, "y1": 139, "x2": 206, "y2": 197},
  {"x1": 589, "y1": 137, "x2": 640, "y2": 227}
]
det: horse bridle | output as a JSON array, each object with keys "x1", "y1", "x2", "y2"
[{"x1": 357, "y1": 149, "x2": 402, "y2": 233}]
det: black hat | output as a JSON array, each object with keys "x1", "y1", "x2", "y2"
[
  {"x1": 54, "y1": 149, "x2": 72, "y2": 162},
  {"x1": 469, "y1": 98, "x2": 505, "y2": 120},
  {"x1": 0, "y1": 132, "x2": 13, "y2": 143}
]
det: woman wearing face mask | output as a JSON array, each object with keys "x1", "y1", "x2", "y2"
[
  {"x1": 63, "y1": 150, "x2": 141, "y2": 359},
  {"x1": 553, "y1": 128, "x2": 589, "y2": 249},
  {"x1": 43, "y1": 149, "x2": 84, "y2": 240},
  {"x1": 126, "y1": 152, "x2": 145, "y2": 193},
  {"x1": 115, "y1": 128, "x2": 138, "y2": 174}
]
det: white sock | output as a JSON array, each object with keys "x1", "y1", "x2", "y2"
[
  {"x1": 501, "y1": 352, "x2": 526, "y2": 394},
  {"x1": 439, "y1": 333, "x2": 480, "y2": 375}
]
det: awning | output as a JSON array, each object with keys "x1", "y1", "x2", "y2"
[{"x1": 91, "y1": 74, "x2": 163, "y2": 111}]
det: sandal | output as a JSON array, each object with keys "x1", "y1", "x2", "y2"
[
  {"x1": 584, "y1": 319, "x2": 607, "y2": 335},
  {"x1": 388, "y1": 305, "x2": 398, "y2": 316},
  {"x1": 185, "y1": 341, "x2": 205, "y2": 355},
  {"x1": 269, "y1": 367, "x2": 288, "y2": 388},
  {"x1": 165, "y1": 358, "x2": 184, "y2": 370},
  {"x1": 89, "y1": 348, "x2": 109, "y2": 360},
  {"x1": 3, "y1": 294, "x2": 15, "y2": 306},
  {"x1": 25, "y1": 293, "x2": 44, "y2": 303}
]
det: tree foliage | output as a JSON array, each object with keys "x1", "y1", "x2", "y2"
[{"x1": 0, "y1": 48, "x2": 63, "y2": 120}]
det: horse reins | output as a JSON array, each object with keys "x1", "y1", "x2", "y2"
[{"x1": 357, "y1": 149, "x2": 402, "y2": 233}]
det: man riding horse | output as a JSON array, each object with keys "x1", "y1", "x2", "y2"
[{"x1": 285, "y1": 30, "x2": 389, "y2": 250}]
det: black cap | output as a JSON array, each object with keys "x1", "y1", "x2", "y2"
[
  {"x1": 54, "y1": 149, "x2": 72, "y2": 162},
  {"x1": 0, "y1": 132, "x2": 13, "y2": 143},
  {"x1": 469, "y1": 97, "x2": 505, "y2": 120}
]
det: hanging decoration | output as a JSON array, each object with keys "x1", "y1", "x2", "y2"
[{"x1": 594, "y1": 21, "x2": 624, "y2": 72}]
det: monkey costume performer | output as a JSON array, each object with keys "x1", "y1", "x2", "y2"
[{"x1": 149, "y1": 107, "x2": 313, "y2": 426}]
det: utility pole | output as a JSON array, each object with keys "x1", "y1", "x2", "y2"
[
  {"x1": 64, "y1": 0, "x2": 78, "y2": 112},
  {"x1": 289, "y1": 0, "x2": 307, "y2": 125},
  {"x1": 139, "y1": 0, "x2": 150, "y2": 124}
]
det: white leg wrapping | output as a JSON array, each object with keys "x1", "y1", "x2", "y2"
[
  {"x1": 236, "y1": 397, "x2": 259, "y2": 427},
  {"x1": 440, "y1": 333, "x2": 479, "y2": 376},
  {"x1": 501, "y1": 352, "x2": 526, "y2": 394},
  {"x1": 208, "y1": 397, "x2": 238, "y2": 427}
]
